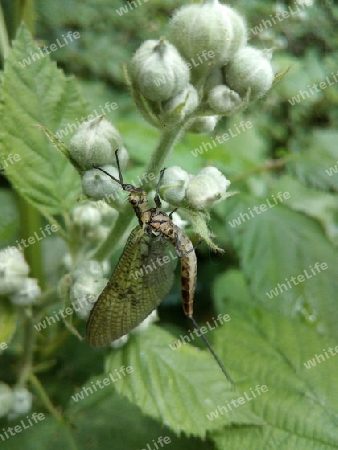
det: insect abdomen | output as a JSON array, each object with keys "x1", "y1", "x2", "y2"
[
  {"x1": 178, "y1": 233, "x2": 197, "y2": 318},
  {"x1": 161, "y1": 222, "x2": 197, "y2": 318}
]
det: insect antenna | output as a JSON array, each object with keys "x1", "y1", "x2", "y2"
[
  {"x1": 189, "y1": 315, "x2": 235, "y2": 389},
  {"x1": 93, "y1": 149, "x2": 143, "y2": 193}
]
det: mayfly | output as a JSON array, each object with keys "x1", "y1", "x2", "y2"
[{"x1": 87, "y1": 150, "x2": 234, "y2": 386}]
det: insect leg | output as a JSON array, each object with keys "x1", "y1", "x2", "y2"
[
  {"x1": 114, "y1": 149, "x2": 124, "y2": 184},
  {"x1": 168, "y1": 208, "x2": 178, "y2": 219},
  {"x1": 154, "y1": 168, "x2": 166, "y2": 208}
]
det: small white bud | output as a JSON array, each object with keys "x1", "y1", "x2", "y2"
[
  {"x1": 110, "y1": 334, "x2": 129, "y2": 348},
  {"x1": 69, "y1": 117, "x2": 124, "y2": 169},
  {"x1": 158, "y1": 166, "x2": 190, "y2": 206},
  {"x1": 82, "y1": 165, "x2": 121, "y2": 201},
  {"x1": 87, "y1": 225, "x2": 111, "y2": 242},
  {"x1": 10, "y1": 278, "x2": 41, "y2": 306},
  {"x1": 171, "y1": 212, "x2": 189, "y2": 230},
  {"x1": 204, "y1": 69, "x2": 224, "y2": 92},
  {"x1": 185, "y1": 167, "x2": 230, "y2": 210},
  {"x1": 130, "y1": 39, "x2": 190, "y2": 102},
  {"x1": 72, "y1": 203, "x2": 102, "y2": 230},
  {"x1": 8, "y1": 387, "x2": 32, "y2": 419},
  {"x1": 70, "y1": 276, "x2": 107, "y2": 319},
  {"x1": 208, "y1": 84, "x2": 242, "y2": 114},
  {"x1": 0, "y1": 248, "x2": 29, "y2": 295},
  {"x1": 189, "y1": 115, "x2": 219, "y2": 133},
  {"x1": 0, "y1": 383, "x2": 13, "y2": 418},
  {"x1": 131, "y1": 310, "x2": 158, "y2": 335},
  {"x1": 72, "y1": 260, "x2": 104, "y2": 280},
  {"x1": 224, "y1": 46, "x2": 274, "y2": 100},
  {"x1": 170, "y1": 2, "x2": 247, "y2": 75},
  {"x1": 161, "y1": 84, "x2": 199, "y2": 124}
]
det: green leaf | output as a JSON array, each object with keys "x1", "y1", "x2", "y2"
[
  {"x1": 288, "y1": 129, "x2": 338, "y2": 192},
  {"x1": 67, "y1": 385, "x2": 214, "y2": 450},
  {"x1": 0, "y1": 415, "x2": 76, "y2": 450},
  {"x1": 0, "y1": 24, "x2": 85, "y2": 216},
  {"x1": 270, "y1": 175, "x2": 338, "y2": 245},
  {"x1": 0, "y1": 300, "x2": 16, "y2": 349},
  {"x1": 225, "y1": 195, "x2": 338, "y2": 339},
  {"x1": 210, "y1": 293, "x2": 338, "y2": 449},
  {"x1": 104, "y1": 326, "x2": 262, "y2": 437}
]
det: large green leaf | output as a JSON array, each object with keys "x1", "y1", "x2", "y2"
[
  {"x1": 210, "y1": 283, "x2": 338, "y2": 449},
  {"x1": 0, "y1": 24, "x2": 85, "y2": 216},
  {"x1": 68, "y1": 383, "x2": 214, "y2": 450},
  {"x1": 225, "y1": 195, "x2": 338, "y2": 338},
  {"x1": 0, "y1": 388, "x2": 214, "y2": 450},
  {"x1": 104, "y1": 326, "x2": 263, "y2": 437},
  {"x1": 288, "y1": 129, "x2": 338, "y2": 192}
]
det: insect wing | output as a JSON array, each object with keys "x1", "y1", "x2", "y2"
[{"x1": 87, "y1": 226, "x2": 177, "y2": 347}]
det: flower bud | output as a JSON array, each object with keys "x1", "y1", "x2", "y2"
[
  {"x1": 131, "y1": 310, "x2": 158, "y2": 334},
  {"x1": 69, "y1": 117, "x2": 124, "y2": 169},
  {"x1": 224, "y1": 46, "x2": 274, "y2": 100},
  {"x1": 8, "y1": 387, "x2": 32, "y2": 419},
  {"x1": 72, "y1": 203, "x2": 102, "y2": 230},
  {"x1": 189, "y1": 116, "x2": 219, "y2": 133},
  {"x1": 82, "y1": 165, "x2": 121, "y2": 201},
  {"x1": 204, "y1": 69, "x2": 224, "y2": 92},
  {"x1": 72, "y1": 260, "x2": 104, "y2": 280},
  {"x1": 170, "y1": 1, "x2": 247, "y2": 75},
  {"x1": 10, "y1": 278, "x2": 41, "y2": 306},
  {"x1": 110, "y1": 334, "x2": 129, "y2": 348},
  {"x1": 208, "y1": 84, "x2": 242, "y2": 114},
  {"x1": 158, "y1": 166, "x2": 190, "y2": 206},
  {"x1": 171, "y1": 212, "x2": 189, "y2": 230},
  {"x1": 130, "y1": 39, "x2": 190, "y2": 102},
  {"x1": 185, "y1": 167, "x2": 230, "y2": 210},
  {"x1": 161, "y1": 84, "x2": 199, "y2": 124},
  {"x1": 0, "y1": 383, "x2": 13, "y2": 418},
  {"x1": 0, "y1": 248, "x2": 29, "y2": 295},
  {"x1": 87, "y1": 225, "x2": 111, "y2": 242},
  {"x1": 70, "y1": 276, "x2": 107, "y2": 319}
]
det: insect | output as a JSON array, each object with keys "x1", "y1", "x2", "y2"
[{"x1": 87, "y1": 150, "x2": 234, "y2": 386}]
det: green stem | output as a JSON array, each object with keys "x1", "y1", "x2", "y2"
[
  {"x1": 18, "y1": 196, "x2": 45, "y2": 289},
  {"x1": 29, "y1": 373, "x2": 63, "y2": 422},
  {"x1": 17, "y1": 307, "x2": 36, "y2": 387},
  {"x1": 146, "y1": 122, "x2": 188, "y2": 179},
  {"x1": 93, "y1": 121, "x2": 189, "y2": 262},
  {"x1": 0, "y1": 4, "x2": 9, "y2": 64}
]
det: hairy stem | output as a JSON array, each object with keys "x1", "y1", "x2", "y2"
[{"x1": 18, "y1": 307, "x2": 36, "y2": 387}]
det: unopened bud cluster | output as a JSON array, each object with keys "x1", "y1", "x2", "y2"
[
  {"x1": 69, "y1": 260, "x2": 108, "y2": 320},
  {"x1": 0, "y1": 384, "x2": 32, "y2": 419},
  {"x1": 69, "y1": 116, "x2": 127, "y2": 205},
  {"x1": 0, "y1": 248, "x2": 41, "y2": 306},
  {"x1": 159, "y1": 166, "x2": 231, "y2": 211},
  {"x1": 128, "y1": 0, "x2": 274, "y2": 131},
  {"x1": 70, "y1": 200, "x2": 118, "y2": 244}
]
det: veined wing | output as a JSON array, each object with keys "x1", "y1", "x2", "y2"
[{"x1": 87, "y1": 225, "x2": 177, "y2": 348}]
